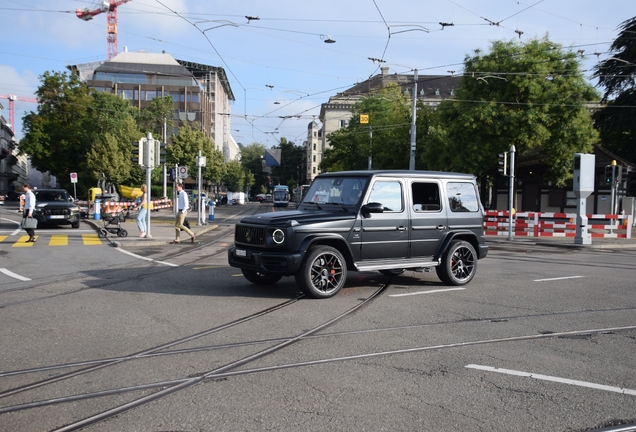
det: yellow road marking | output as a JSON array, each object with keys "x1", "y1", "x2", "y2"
[
  {"x1": 49, "y1": 235, "x2": 68, "y2": 246},
  {"x1": 12, "y1": 236, "x2": 36, "y2": 247},
  {"x1": 82, "y1": 234, "x2": 102, "y2": 245},
  {"x1": 0, "y1": 236, "x2": 7, "y2": 243}
]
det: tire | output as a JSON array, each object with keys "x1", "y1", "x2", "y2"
[
  {"x1": 241, "y1": 269, "x2": 282, "y2": 286},
  {"x1": 98, "y1": 228, "x2": 108, "y2": 238},
  {"x1": 295, "y1": 245, "x2": 347, "y2": 299},
  {"x1": 436, "y1": 240, "x2": 477, "y2": 286},
  {"x1": 117, "y1": 229, "x2": 128, "y2": 238},
  {"x1": 71, "y1": 222, "x2": 80, "y2": 229},
  {"x1": 379, "y1": 269, "x2": 405, "y2": 276}
]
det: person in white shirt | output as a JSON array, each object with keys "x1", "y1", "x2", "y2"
[
  {"x1": 22, "y1": 183, "x2": 37, "y2": 242},
  {"x1": 172, "y1": 182, "x2": 195, "y2": 244}
]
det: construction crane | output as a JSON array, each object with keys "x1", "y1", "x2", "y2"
[
  {"x1": 0, "y1": 95, "x2": 38, "y2": 133},
  {"x1": 76, "y1": 0, "x2": 132, "y2": 60}
]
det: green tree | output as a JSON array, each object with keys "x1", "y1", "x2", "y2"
[
  {"x1": 429, "y1": 37, "x2": 599, "y2": 186},
  {"x1": 167, "y1": 123, "x2": 225, "y2": 186},
  {"x1": 223, "y1": 159, "x2": 246, "y2": 191},
  {"x1": 593, "y1": 16, "x2": 636, "y2": 162},
  {"x1": 270, "y1": 137, "x2": 304, "y2": 187},
  {"x1": 19, "y1": 71, "x2": 143, "y2": 195},
  {"x1": 239, "y1": 143, "x2": 268, "y2": 196},
  {"x1": 19, "y1": 71, "x2": 92, "y2": 187},
  {"x1": 322, "y1": 84, "x2": 428, "y2": 172},
  {"x1": 136, "y1": 96, "x2": 174, "y2": 139}
]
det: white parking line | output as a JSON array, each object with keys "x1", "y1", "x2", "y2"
[
  {"x1": 389, "y1": 287, "x2": 465, "y2": 297},
  {"x1": 115, "y1": 249, "x2": 179, "y2": 267},
  {"x1": 533, "y1": 276, "x2": 584, "y2": 282},
  {"x1": 465, "y1": 364, "x2": 636, "y2": 396},
  {"x1": 0, "y1": 268, "x2": 31, "y2": 281}
]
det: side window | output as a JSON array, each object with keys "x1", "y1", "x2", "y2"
[
  {"x1": 447, "y1": 182, "x2": 479, "y2": 212},
  {"x1": 411, "y1": 182, "x2": 441, "y2": 212},
  {"x1": 367, "y1": 181, "x2": 403, "y2": 212}
]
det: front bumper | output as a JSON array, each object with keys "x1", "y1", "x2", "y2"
[
  {"x1": 228, "y1": 246, "x2": 304, "y2": 275},
  {"x1": 34, "y1": 211, "x2": 80, "y2": 225}
]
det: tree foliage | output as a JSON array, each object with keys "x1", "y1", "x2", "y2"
[
  {"x1": 167, "y1": 123, "x2": 225, "y2": 185},
  {"x1": 136, "y1": 96, "x2": 174, "y2": 138},
  {"x1": 321, "y1": 84, "x2": 437, "y2": 172},
  {"x1": 19, "y1": 71, "x2": 142, "y2": 194},
  {"x1": 270, "y1": 137, "x2": 304, "y2": 189},
  {"x1": 239, "y1": 143, "x2": 268, "y2": 195},
  {"x1": 592, "y1": 16, "x2": 636, "y2": 162},
  {"x1": 428, "y1": 37, "x2": 599, "y2": 186}
]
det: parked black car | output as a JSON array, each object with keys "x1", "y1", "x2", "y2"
[
  {"x1": 32, "y1": 189, "x2": 81, "y2": 228},
  {"x1": 228, "y1": 170, "x2": 488, "y2": 299}
]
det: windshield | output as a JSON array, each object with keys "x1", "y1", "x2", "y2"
[
  {"x1": 33, "y1": 191, "x2": 70, "y2": 202},
  {"x1": 303, "y1": 177, "x2": 368, "y2": 206}
]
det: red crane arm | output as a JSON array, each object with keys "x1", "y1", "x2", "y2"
[{"x1": 76, "y1": 0, "x2": 131, "y2": 21}]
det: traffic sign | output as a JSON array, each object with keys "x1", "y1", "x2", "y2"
[
  {"x1": 178, "y1": 166, "x2": 188, "y2": 178},
  {"x1": 70, "y1": 172, "x2": 78, "y2": 183}
]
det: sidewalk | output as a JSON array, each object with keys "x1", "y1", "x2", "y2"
[
  {"x1": 83, "y1": 210, "x2": 219, "y2": 248},
  {"x1": 486, "y1": 235, "x2": 636, "y2": 249}
]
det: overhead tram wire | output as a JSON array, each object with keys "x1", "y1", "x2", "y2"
[{"x1": 152, "y1": 0, "x2": 248, "y2": 117}]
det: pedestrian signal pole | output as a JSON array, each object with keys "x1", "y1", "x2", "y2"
[
  {"x1": 507, "y1": 145, "x2": 515, "y2": 241},
  {"x1": 144, "y1": 132, "x2": 153, "y2": 238}
]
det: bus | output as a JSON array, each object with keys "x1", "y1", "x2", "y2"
[{"x1": 273, "y1": 185, "x2": 290, "y2": 208}]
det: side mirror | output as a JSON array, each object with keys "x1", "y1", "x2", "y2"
[{"x1": 361, "y1": 202, "x2": 384, "y2": 217}]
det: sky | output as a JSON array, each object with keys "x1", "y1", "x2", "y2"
[{"x1": 1, "y1": 0, "x2": 634, "y2": 148}]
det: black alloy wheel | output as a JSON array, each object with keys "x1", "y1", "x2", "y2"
[
  {"x1": 436, "y1": 240, "x2": 477, "y2": 286},
  {"x1": 296, "y1": 245, "x2": 347, "y2": 299}
]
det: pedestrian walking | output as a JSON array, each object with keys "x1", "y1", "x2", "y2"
[
  {"x1": 134, "y1": 184, "x2": 148, "y2": 238},
  {"x1": 171, "y1": 182, "x2": 195, "y2": 244},
  {"x1": 21, "y1": 183, "x2": 37, "y2": 242}
]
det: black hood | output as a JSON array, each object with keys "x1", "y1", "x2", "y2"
[{"x1": 240, "y1": 209, "x2": 356, "y2": 226}]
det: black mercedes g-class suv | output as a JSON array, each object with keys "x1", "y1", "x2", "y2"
[{"x1": 228, "y1": 170, "x2": 488, "y2": 299}]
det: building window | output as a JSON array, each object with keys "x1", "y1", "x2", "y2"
[
  {"x1": 313, "y1": 167, "x2": 316, "y2": 174},
  {"x1": 313, "y1": 155, "x2": 316, "y2": 162},
  {"x1": 313, "y1": 143, "x2": 316, "y2": 151}
]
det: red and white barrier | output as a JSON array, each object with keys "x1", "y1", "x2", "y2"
[{"x1": 484, "y1": 211, "x2": 632, "y2": 239}]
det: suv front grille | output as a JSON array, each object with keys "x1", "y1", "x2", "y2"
[
  {"x1": 44, "y1": 208, "x2": 70, "y2": 216},
  {"x1": 235, "y1": 226, "x2": 265, "y2": 245}
]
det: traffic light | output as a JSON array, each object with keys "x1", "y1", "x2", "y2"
[
  {"x1": 604, "y1": 165, "x2": 614, "y2": 185},
  {"x1": 497, "y1": 152, "x2": 508, "y2": 176},
  {"x1": 153, "y1": 140, "x2": 167, "y2": 167},
  {"x1": 132, "y1": 140, "x2": 144, "y2": 166},
  {"x1": 169, "y1": 167, "x2": 176, "y2": 182}
]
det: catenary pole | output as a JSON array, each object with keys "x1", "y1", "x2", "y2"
[{"x1": 409, "y1": 69, "x2": 418, "y2": 171}]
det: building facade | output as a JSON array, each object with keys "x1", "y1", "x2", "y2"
[{"x1": 68, "y1": 50, "x2": 238, "y2": 161}]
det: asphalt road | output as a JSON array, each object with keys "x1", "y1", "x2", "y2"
[{"x1": 0, "y1": 202, "x2": 635, "y2": 432}]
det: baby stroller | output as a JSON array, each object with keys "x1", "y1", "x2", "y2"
[{"x1": 97, "y1": 210, "x2": 128, "y2": 238}]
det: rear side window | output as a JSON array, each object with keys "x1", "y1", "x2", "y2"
[
  {"x1": 411, "y1": 182, "x2": 441, "y2": 212},
  {"x1": 367, "y1": 181, "x2": 403, "y2": 212},
  {"x1": 446, "y1": 182, "x2": 479, "y2": 212}
]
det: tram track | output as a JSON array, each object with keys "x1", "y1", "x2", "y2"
[{"x1": 39, "y1": 281, "x2": 390, "y2": 431}]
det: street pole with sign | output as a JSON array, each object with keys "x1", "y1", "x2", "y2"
[
  {"x1": 196, "y1": 151, "x2": 207, "y2": 225},
  {"x1": 70, "y1": 172, "x2": 78, "y2": 200}
]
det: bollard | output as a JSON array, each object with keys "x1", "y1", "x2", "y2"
[
  {"x1": 94, "y1": 198, "x2": 101, "y2": 220},
  {"x1": 208, "y1": 201, "x2": 215, "y2": 221}
]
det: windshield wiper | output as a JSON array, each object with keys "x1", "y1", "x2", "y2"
[{"x1": 303, "y1": 201, "x2": 322, "y2": 210}]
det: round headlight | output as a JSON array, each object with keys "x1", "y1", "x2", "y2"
[{"x1": 272, "y1": 229, "x2": 285, "y2": 244}]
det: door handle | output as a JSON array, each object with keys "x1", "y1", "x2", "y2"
[
  {"x1": 397, "y1": 226, "x2": 407, "y2": 231},
  {"x1": 436, "y1": 225, "x2": 446, "y2": 230}
]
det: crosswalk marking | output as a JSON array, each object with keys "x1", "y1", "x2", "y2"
[
  {"x1": 12, "y1": 236, "x2": 37, "y2": 247},
  {"x1": 0, "y1": 234, "x2": 104, "y2": 247},
  {"x1": 82, "y1": 234, "x2": 102, "y2": 245},
  {"x1": 49, "y1": 235, "x2": 68, "y2": 246}
]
